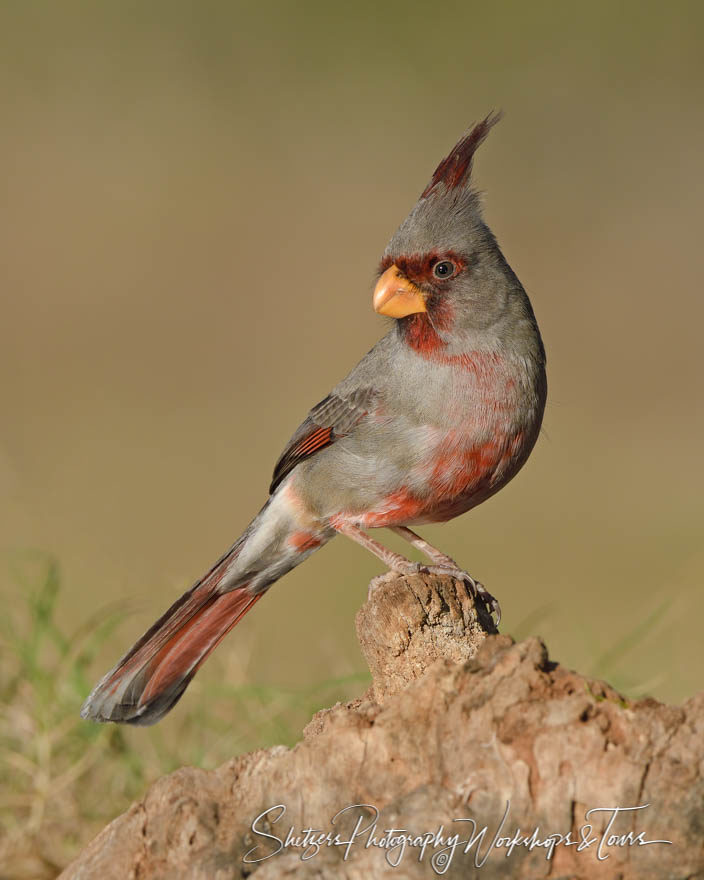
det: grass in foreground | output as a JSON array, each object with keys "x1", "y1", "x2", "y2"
[
  {"x1": 0, "y1": 552, "x2": 671, "y2": 879},
  {"x1": 0, "y1": 552, "x2": 366, "y2": 879}
]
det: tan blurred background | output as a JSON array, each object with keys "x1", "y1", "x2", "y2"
[{"x1": 1, "y1": 0, "x2": 703, "y2": 727}]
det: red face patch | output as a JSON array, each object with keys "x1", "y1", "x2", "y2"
[
  {"x1": 378, "y1": 251, "x2": 465, "y2": 288},
  {"x1": 377, "y1": 250, "x2": 466, "y2": 355}
]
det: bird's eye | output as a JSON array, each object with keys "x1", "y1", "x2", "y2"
[{"x1": 432, "y1": 260, "x2": 456, "y2": 279}]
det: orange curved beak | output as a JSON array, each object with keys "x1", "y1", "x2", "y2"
[{"x1": 373, "y1": 265, "x2": 427, "y2": 318}]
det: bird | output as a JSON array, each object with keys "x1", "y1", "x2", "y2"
[{"x1": 81, "y1": 113, "x2": 546, "y2": 726}]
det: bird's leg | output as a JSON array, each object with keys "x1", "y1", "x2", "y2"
[
  {"x1": 334, "y1": 522, "x2": 421, "y2": 573},
  {"x1": 390, "y1": 526, "x2": 501, "y2": 626},
  {"x1": 389, "y1": 525, "x2": 458, "y2": 567},
  {"x1": 333, "y1": 522, "x2": 422, "y2": 598}
]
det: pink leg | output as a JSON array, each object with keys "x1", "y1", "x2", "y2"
[
  {"x1": 390, "y1": 526, "x2": 458, "y2": 567},
  {"x1": 334, "y1": 522, "x2": 501, "y2": 626},
  {"x1": 333, "y1": 522, "x2": 420, "y2": 576},
  {"x1": 390, "y1": 526, "x2": 501, "y2": 626}
]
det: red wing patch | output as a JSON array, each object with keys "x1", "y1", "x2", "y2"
[
  {"x1": 292, "y1": 426, "x2": 333, "y2": 457},
  {"x1": 269, "y1": 423, "x2": 336, "y2": 493},
  {"x1": 270, "y1": 389, "x2": 376, "y2": 494}
]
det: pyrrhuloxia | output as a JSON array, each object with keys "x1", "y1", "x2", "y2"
[{"x1": 82, "y1": 114, "x2": 546, "y2": 725}]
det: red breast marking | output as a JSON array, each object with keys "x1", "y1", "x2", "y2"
[
  {"x1": 330, "y1": 489, "x2": 425, "y2": 530},
  {"x1": 288, "y1": 530, "x2": 323, "y2": 552},
  {"x1": 404, "y1": 323, "x2": 508, "y2": 369},
  {"x1": 429, "y1": 428, "x2": 528, "y2": 522},
  {"x1": 441, "y1": 350, "x2": 503, "y2": 372},
  {"x1": 429, "y1": 436, "x2": 499, "y2": 498},
  {"x1": 332, "y1": 426, "x2": 527, "y2": 531},
  {"x1": 361, "y1": 489, "x2": 425, "y2": 528}
]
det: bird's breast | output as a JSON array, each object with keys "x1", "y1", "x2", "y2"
[
  {"x1": 420, "y1": 351, "x2": 541, "y2": 509},
  {"x1": 305, "y1": 346, "x2": 544, "y2": 530}
]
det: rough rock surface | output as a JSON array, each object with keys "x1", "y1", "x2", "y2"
[{"x1": 61, "y1": 573, "x2": 704, "y2": 879}]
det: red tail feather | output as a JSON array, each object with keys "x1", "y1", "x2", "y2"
[
  {"x1": 80, "y1": 527, "x2": 267, "y2": 725},
  {"x1": 81, "y1": 581, "x2": 261, "y2": 725},
  {"x1": 139, "y1": 588, "x2": 261, "y2": 705},
  {"x1": 82, "y1": 495, "x2": 330, "y2": 725}
]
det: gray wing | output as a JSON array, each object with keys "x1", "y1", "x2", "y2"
[{"x1": 269, "y1": 387, "x2": 378, "y2": 494}]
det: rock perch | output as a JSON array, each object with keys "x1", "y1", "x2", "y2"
[{"x1": 61, "y1": 573, "x2": 704, "y2": 879}]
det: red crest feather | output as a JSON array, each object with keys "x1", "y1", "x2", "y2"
[{"x1": 421, "y1": 112, "x2": 502, "y2": 198}]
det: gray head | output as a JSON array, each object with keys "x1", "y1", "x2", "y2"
[{"x1": 373, "y1": 114, "x2": 540, "y2": 357}]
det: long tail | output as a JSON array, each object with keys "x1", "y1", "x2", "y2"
[{"x1": 81, "y1": 493, "x2": 329, "y2": 725}]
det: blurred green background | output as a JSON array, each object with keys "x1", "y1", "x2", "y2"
[{"x1": 1, "y1": 0, "x2": 703, "y2": 874}]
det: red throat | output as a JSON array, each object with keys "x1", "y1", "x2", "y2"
[
  {"x1": 402, "y1": 313, "x2": 446, "y2": 354},
  {"x1": 379, "y1": 251, "x2": 463, "y2": 356},
  {"x1": 400, "y1": 294, "x2": 455, "y2": 356}
]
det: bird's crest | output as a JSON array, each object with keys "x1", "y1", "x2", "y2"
[{"x1": 421, "y1": 112, "x2": 503, "y2": 199}]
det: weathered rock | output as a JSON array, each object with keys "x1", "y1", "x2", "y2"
[
  {"x1": 61, "y1": 573, "x2": 704, "y2": 879},
  {"x1": 356, "y1": 572, "x2": 497, "y2": 702}
]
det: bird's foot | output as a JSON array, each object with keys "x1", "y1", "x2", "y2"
[
  {"x1": 368, "y1": 562, "x2": 500, "y2": 627},
  {"x1": 367, "y1": 561, "x2": 422, "y2": 599},
  {"x1": 417, "y1": 564, "x2": 501, "y2": 627}
]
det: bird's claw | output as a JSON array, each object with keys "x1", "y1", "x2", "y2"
[
  {"x1": 416, "y1": 564, "x2": 501, "y2": 628},
  {"x1": 368, "y1": 562, "x2": 501, "y2": 628},
  {"x1": 474, "y1": 583, "x2": 501, "y2": 628}
]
